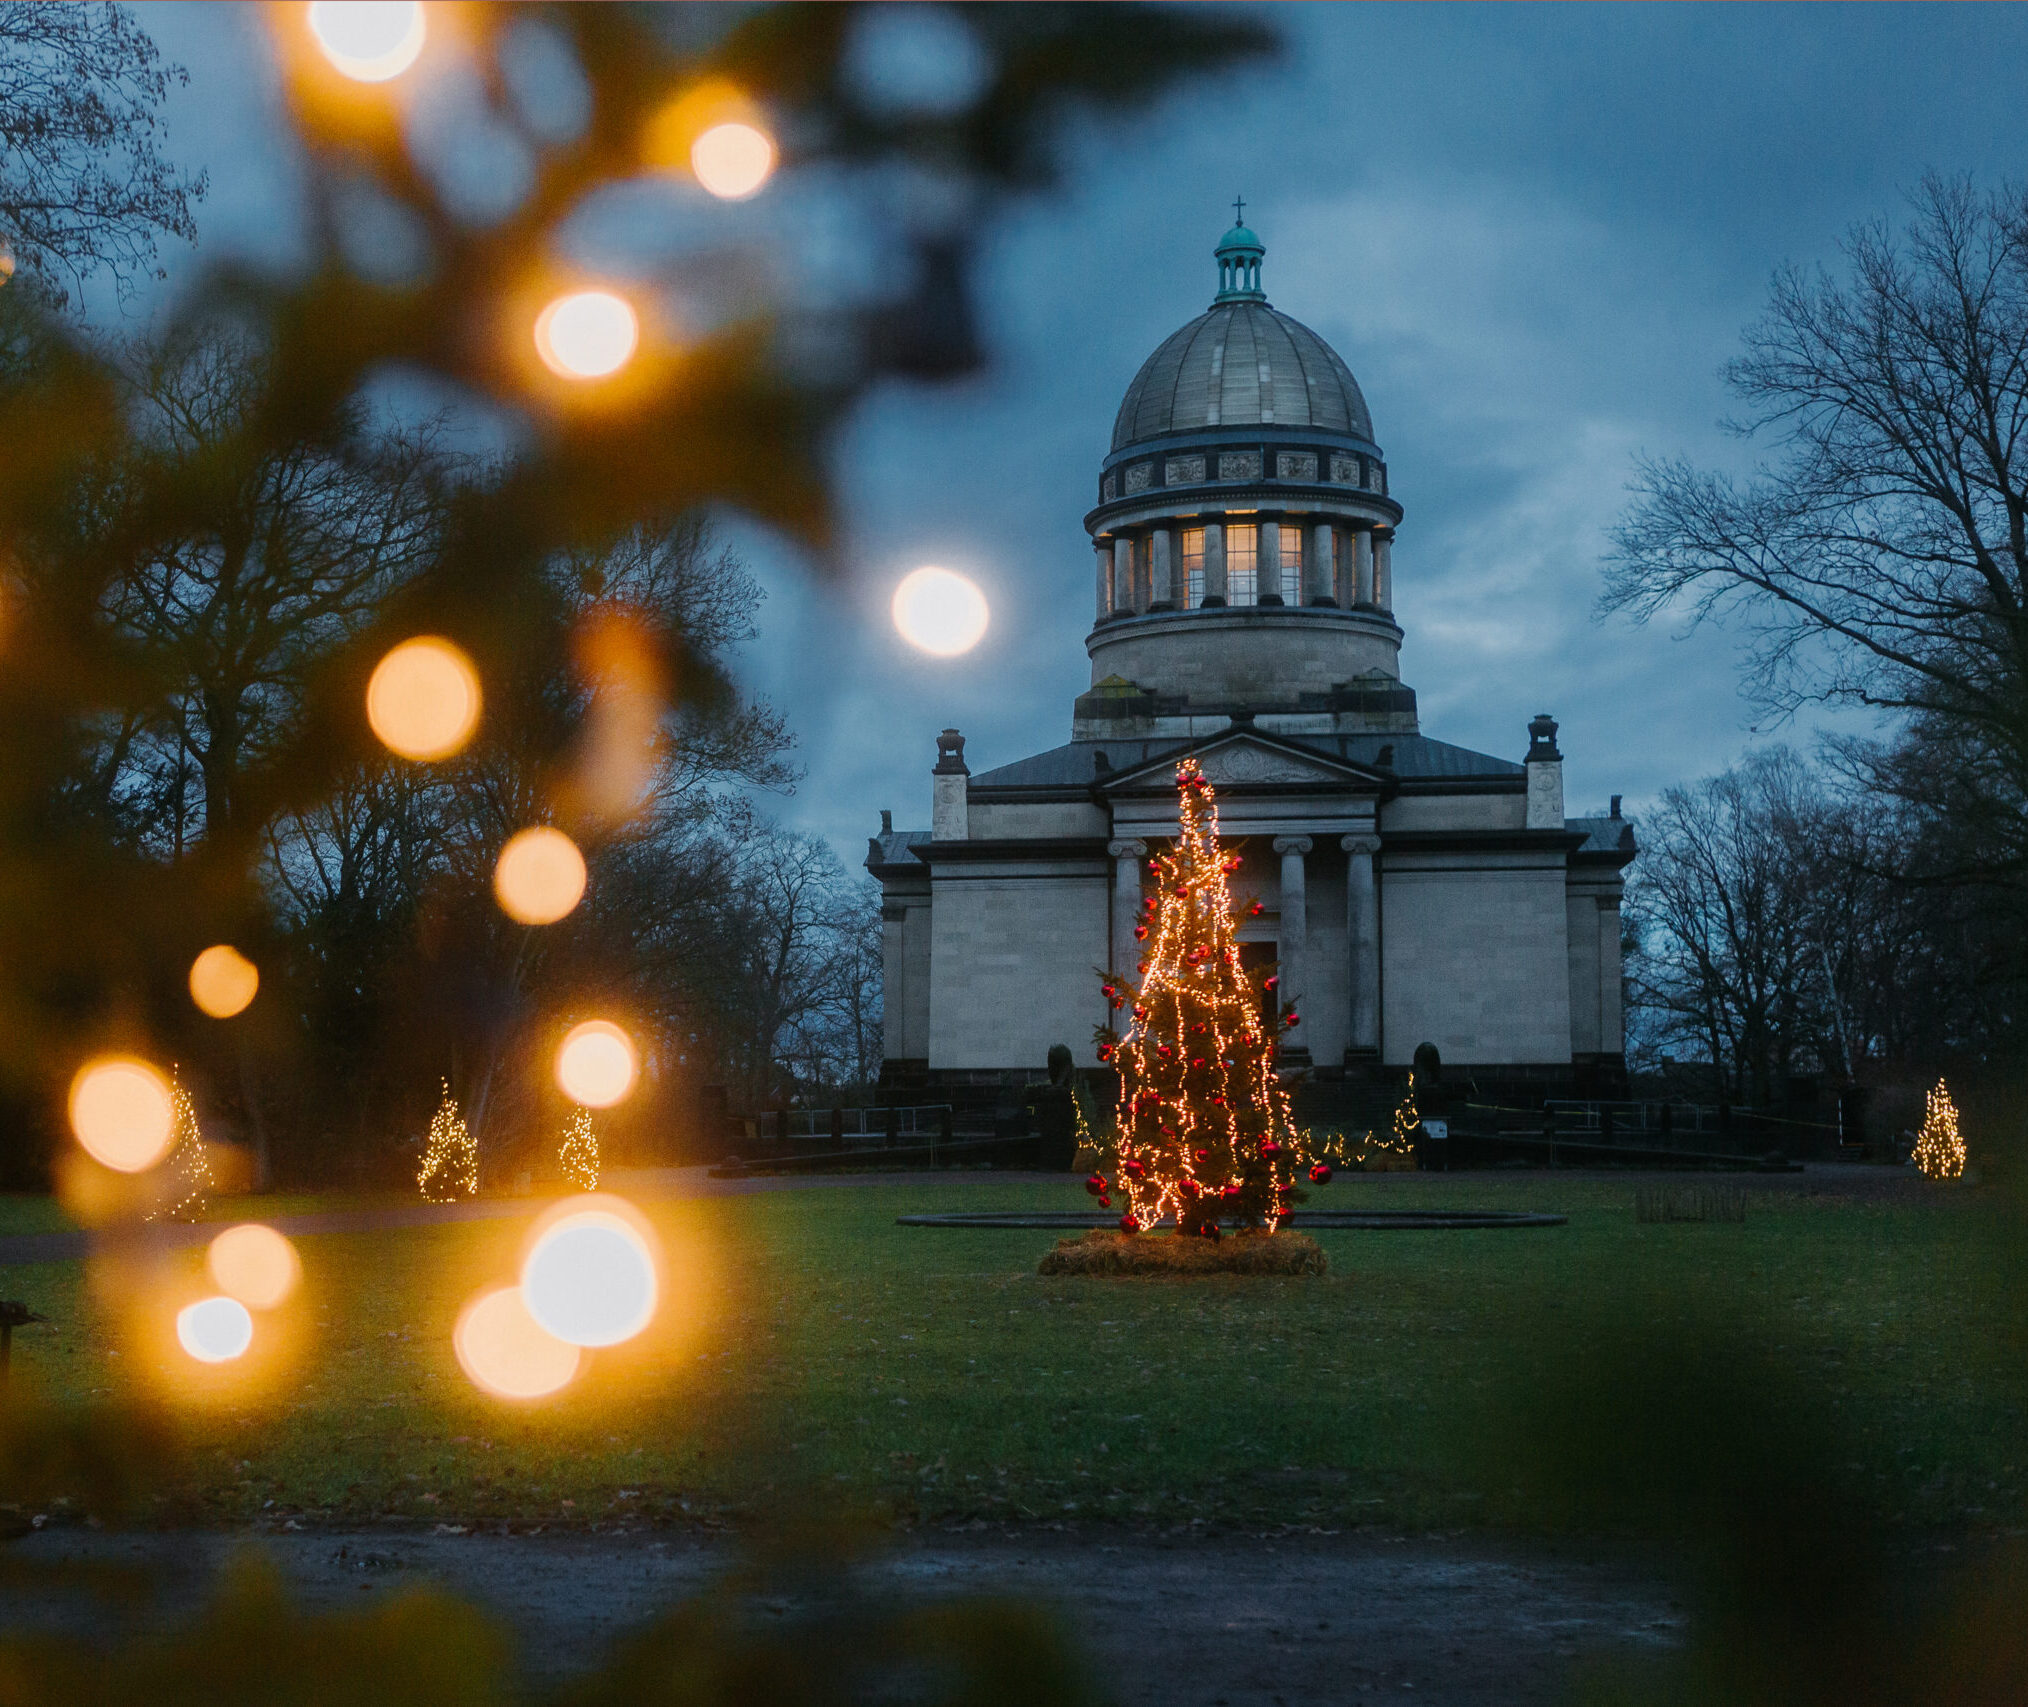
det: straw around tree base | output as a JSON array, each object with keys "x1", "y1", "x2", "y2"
[{"x1": 1036, "y1": 1229, "x2": 1328, "y2": 1277}]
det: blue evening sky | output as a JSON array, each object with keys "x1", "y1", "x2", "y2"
[{"x1": 133, "y1": 3, "x2": 2028, "y2": 865}]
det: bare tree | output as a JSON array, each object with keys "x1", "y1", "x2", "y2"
[
  {"x1": 1627, "y1": 746, "x2": 2025, "y2": 1098},
  {"x1": 1628, "y1": 751, "x2": 1827, "y2": 1104},
  {"x1": 94, "y1": 330, "x2": 450, "y2": 848},
  {"x1": 0, "y1": 2, "x2": 204, "y2": 304},
  {"x1": 1604, "y1": 175, "x2": 2028, "y2": 885}
]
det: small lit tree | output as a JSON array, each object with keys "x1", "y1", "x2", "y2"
[
  {"x1": 1093, "y1": 759, "x2": 1320, "y2": 1236},
  {"x1": 418, "y1": 1081, "x2": 478, "y2": 1203},
  {"x1": 1912, "y1": 1078, "x2": 1966, "y2": 1181},
  {"x1": 558, "y1": 1106, "x2": 600, "y2": 1191},
  {"x1": 147, "y1": 1073, "x2": 213, "y2": 1223}
]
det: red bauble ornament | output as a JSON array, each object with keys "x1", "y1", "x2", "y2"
[
  {"x1": 1133, "y1": 1004, "x2": 1149, "y2": 1020},
  {"x1": 1096, "y1": 1043, "x2": 1113, "y2": 1061},
  {"x1": 1249, "y1": 901, "x2": 1264, "y2": 917},
  {"x1": 1174, "y1": 884, "x2": 1189, "y2": 898},
  {"x1": 1194, "y1": 1148, "x2": 1209, "y2": 1163},
  {"x1": 1180, "y1": 1178, "x2": 1202, "y2": 1198},
  {"x1": 1125, "y1": 1158, "x2": 1145, "y2": 1178},
  {"x1": 1134, "y1": 925, "x2": 1148, "y2": 940},
  {"x1": 1309, "y1": 1163, "x2": 1333, "y2": 1185},
  {"x1": 1285, "y1": 1012, "x2": 1301, "y2": 1027},
  {"x1": 1260, "y1": 1139, "x2": 1281, "y2": 1158},
  {"x1": 1221, "y1": 1182, "x2": 1242, "y2": 1198},
  {"x1": 1118, "y1": 1214, "x2": 1139, "y2": 1234},
  {"x1": 1201, "y1": 1223, "x2": 1221, "y2": 1243},
  {"x1": 1085, "y1": 1174, "x2": 1107, "y2": 1196},
  {"x1": 1097, "y1": 1194, "x2": 1111, "y2": 1209},
  {"x1": 1263, "y1": 975, "x2": 1278, "y2": 993}
]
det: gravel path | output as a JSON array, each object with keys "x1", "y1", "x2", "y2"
[{"x1": 0, "y1": 1526, "x2": 1684, "y2": 1703}]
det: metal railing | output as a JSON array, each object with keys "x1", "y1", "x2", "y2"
[{"x1": 738, "y1": 1105, "x2": 957, "y2": 1146}]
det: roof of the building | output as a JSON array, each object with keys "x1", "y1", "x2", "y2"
[
  {"x1": 1111, "y1": 300, "x2": 1374, "y2": 454},
  {"x1": 1565, "y1": 815, "x2": 1638, "y2": 857},
  {"x1": 969, "y1": 733, "x2": 1521, "y2": 792},
  {"x1": 866, "y1": 828, "x2": 932, "y2": 867}
]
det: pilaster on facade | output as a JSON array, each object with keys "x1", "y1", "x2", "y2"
[{"x1": 1107, "y1": 838, "x2": 1148, "y2": 978}]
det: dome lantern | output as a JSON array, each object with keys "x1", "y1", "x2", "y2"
[{"x1": 1214, "y1": 196, "x2": 1266, "y2": 303}]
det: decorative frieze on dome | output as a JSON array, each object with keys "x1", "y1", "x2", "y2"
[
  {"x1": 1124, "y1": 461, "x2": 1154, "y2": 494},
  {"x1": 1278, "y1": 450, "x2": 1318, "y2": 482},
  {"x1": 1165, "y1": 454, "x2": 1205, "y2": 485},
  {"x1": 1217, "y1": 450, "x2": 1261, "y2": 481},
  {"x1": 1330, "y1": 453, "x2": 1360, "y2": 485}
]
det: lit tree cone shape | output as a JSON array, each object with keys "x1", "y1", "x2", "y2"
[
  {"x1": 1093, "y1": 759, "x2": 1314, "y2": 1236},
  {"x1": 1913, "y1": 1078, "x2": 1966, "y2": 1181}
]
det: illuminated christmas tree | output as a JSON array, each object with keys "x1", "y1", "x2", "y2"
[
  {"x1": 418, "y1": 1080, "x2": 478, "y2": 1202},
  {"x1": 558, "y1": 1105, "x2": 600, "y2": 1191},
  {"x1": 146, "y1": 1072, "x2": 213, "y2": 1223},
  {"x1": 1912, "y1": 1078, "x2": 1966, "y2": 1181},
  {"x1": 1093, "y1": 757, "x2": 1318, "y2": 1236}
]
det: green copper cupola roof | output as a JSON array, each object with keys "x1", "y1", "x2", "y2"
[{"x1": 1214, "y1": 199, "x2": 1266, "y2": 303}]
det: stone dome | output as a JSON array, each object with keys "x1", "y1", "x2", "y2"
[{"x1": 1110, "y1": 301, "x2": 1374, "y2": 453}]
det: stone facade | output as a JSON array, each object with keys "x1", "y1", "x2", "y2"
[{"x1": 867, "y1": 223, "x2": 1636, "y2": 1090}]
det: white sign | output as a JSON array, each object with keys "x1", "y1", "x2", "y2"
[{"x1": 1421, "y1": 1119, "x2": 1449, "y2": 1141}]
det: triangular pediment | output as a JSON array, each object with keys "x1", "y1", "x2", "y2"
[{"x1": 1102, "y1": 730, "x2": 1378, "y2": 793}]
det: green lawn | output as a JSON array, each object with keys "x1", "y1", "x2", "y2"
[{"x1": 1, "y1": 1174, "x2": 2021, "y2": 1534}]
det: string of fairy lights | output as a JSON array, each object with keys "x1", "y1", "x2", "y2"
[
  {"x1": 558, "y1": 1106, "x2": 601, "y2": 1191},
  {"x1": 1092, "y1": 758, "x2": 1326, "y2": 1236},
  {"x1": 147, "y1": 1073, "x2": 215, "y2": 1224},
  {"x1": 417, "y1": 1081, "x2": 479, "y2": 1203},
  {"x1": 1913, "y1": 1078, "x2": 1966, "y2": 1181}
]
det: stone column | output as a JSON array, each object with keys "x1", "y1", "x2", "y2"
[
  {"x1": 1598, "y1": 898, "x2": 1623, "y2": 1053},
  {"x1": 881, "y1": 903, "x2": 907, "y2": 1062},
  {"x1": 1341, "y1": 833, "x2": 1381, "y2": 1057},
  {"x1": 1094, "y1": 541, "x2": 1113, "y2": 622},
  {"x1": 1108, "y1": 839, "x2": 1147, "y2": 977},
  {"x1": 1352, "y1": 525, "x2": 1375, "y2": 606},
  {"x1": 1150, "y1": 526, "x2": 1176, "y2": 609},
  {"x1": 1272, "y1": 836, "x2": 1312, "y2": 1002},
  {"x1": 1203, "y1": 520, "x2": 1228, "y2": 606},
  {"x1": 1525, "y1": 714, "x2": 1563, "y2": 830},
  {"x1": 932, "y1": 729, "x2": 969, "y2": 840},
  {"x1": 1113, "y1": 536, "x2": 1135, "y2": 614},
  {"x1": 1259, "y1": 521, "x2": 1283, "y2": 605},
  {"x1": 1373, "y1": 528, "x2": 1394, "y2": 611},
  {"x1": 1308, "y1": 522, "x2": 1335, "y2": 606}
]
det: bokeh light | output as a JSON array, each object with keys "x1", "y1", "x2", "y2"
[
  {"x1": 555, "y1": 1019, "x2": 638, "y2": 1108},
  {"x1": 189, "y1": 944, "x2": 260, "y2": 1018},
  {"x1": 68, "y1": 1057, "x2": 176, "y2": 1173},
  {"x1": 494, "y1": 826, "x2": 587, "y2": 925},
  {"x1": 534, "y1": 290, "x2": 639, "y2": 380},
  {"x1": 892, "y1": 566, "x2": 990, "y2": 656},
  {"x1": 207, "y1": 1224, "x2": 302, "y2": 1310},
  {"x1": 690, "y1": 122, "x2": 776, "y2": 199},
  {"x1": 366, "y1": 636, "x2": 482, "y2": 760},
  {"x1": 307, "y1": 1, "x2": 426, "y2": 82},
  {"x1": 176, "y1": 1295, "x2": 255, "y2": 1363},
  {"x1": 454, "y1": 1284, "x2": 581, "y2": 1398},
  {"x1": 521, "y1": 1202, "x2": 658, "y2": 1348}
]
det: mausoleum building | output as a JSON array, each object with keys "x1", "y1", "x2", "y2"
[{"x1": 869, "y1": 220, "x2": 1635, "y2": 1096}]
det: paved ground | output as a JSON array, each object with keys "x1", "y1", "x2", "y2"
[{"x1": 0, "y1": 1525, "x2": 1685, "y2": 1703}]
